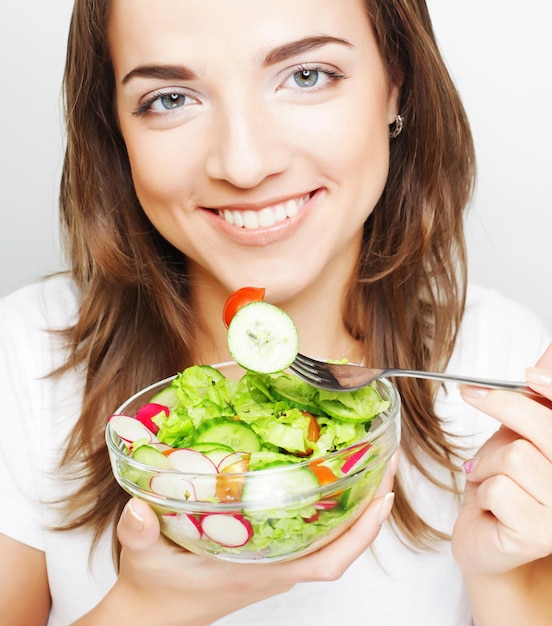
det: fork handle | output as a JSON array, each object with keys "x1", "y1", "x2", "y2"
[{"x1": 388, "y1": 370, "x2": 534, "y2": 394}]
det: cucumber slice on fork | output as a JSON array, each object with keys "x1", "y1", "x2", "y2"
[{"x1": 227, "y1": 301, "x2": 299, "y2": 374}]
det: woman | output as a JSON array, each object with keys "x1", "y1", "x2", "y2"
[{"x1": 1, "y1": 0, "x2": 551, "y2": 624}]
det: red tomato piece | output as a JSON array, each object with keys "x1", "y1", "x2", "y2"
[{"x1": 222, "y1": 287, "x2": 266, "y2": 327}]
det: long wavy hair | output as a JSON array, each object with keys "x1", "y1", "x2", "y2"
[{"x1": 56, "y1": 0, "x2": 475, "y2": 556}]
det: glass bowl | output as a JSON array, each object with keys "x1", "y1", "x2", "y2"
[{"x1": 106, "y1": 362, "x2": 400, "y2": 563}]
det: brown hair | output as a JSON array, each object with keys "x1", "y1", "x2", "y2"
[{"x1": 56, "y1": 0, "x2": 474, "y2": 554}]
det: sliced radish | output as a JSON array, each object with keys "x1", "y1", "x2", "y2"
[
  {"x1": 200, "y1": 513, "x2": 253, "y2": 547},
  {"x1": 109, "y1": 414, "x2": 160, "y2": 445},
  {"x1": 193, "y1": 476, "x2": 218, "y2": 501},
  {"x1": 149, "y1": 442, "x2": 174, "y2": 454},
  {"x1": 167, "y1": 448, "x2": 219, "y2": 474},
  {"x1": 217, "y1": 452, "x2": 250, "y2": 473},
  {"x1": 150, "y1": 474, "x2": 197, "y2": 500},
  {"x1": 135, "y1": 402, "x2": 169, "y2": 434},
  {"x1": 162, "y1": 512, "x2": 202, "y2": 542},
  {"x1": 200, "y1": 447, "x2": 236, "y2": 466},
  {"x1": 314, "y1": 499, "x2": 340, "y2": 511},
  {"x1": 341, "y1": 443, "x2": 372, "y2": 474}
]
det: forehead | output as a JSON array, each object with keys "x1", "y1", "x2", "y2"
[{"x1": 108, "y1": 0, "x2": 376, "y2": 71}]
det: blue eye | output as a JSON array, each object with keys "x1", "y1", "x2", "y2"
[
  {"x1": 280, "y1": 65, "x2": 346, "y2": 93},
  {"x1": 293, "y1": 68, "x2": 320, "y2": 88},
  {"x1": 133, "y1": 90, "x2": 197, "y2": 118},
  {"x1": 157, "y1": 93, "x2": 187, "y2": 110}
]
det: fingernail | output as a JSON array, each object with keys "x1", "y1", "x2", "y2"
[
  {"x1": 125, "y1": 500, "x2": 145, "y2": 532},
  {"x1": 378, "y1": 492, "x2": 395, "y2": 525},
  {"x1": 460, "y1": 385, "x2": 489, "y2": 399},
  {"x1": 526, "y1": 367, "x2": 552, "y2": 386},
  {"x1": 462, "y1": 457, "x2": 479, "y2": 474}
]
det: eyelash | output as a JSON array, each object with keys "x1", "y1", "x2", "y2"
[
  {"x1": 131, "y1": 64, "x2": 347, "y2": 118},
  {"x1": 132, "y1": 90, "x2": 194, "y2": 118},
  {"x1": 285, "y1": 64, "x2": 347, "y2": 91}
]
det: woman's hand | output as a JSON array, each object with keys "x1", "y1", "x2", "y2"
[
  {"x1": 453, "y1": 344, "x2": 552, "y2": 623},
  {"x1": 76, "y1": 455, "x2": 397, "y2": 626}
]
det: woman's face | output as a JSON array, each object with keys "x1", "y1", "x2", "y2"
[{"x1": 109, "y1": 0, "x2": 399, "y2": 302}]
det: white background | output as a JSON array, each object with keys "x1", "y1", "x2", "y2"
[{"x1": 1, "y1": 1, "x2": 551, "y2": 329}]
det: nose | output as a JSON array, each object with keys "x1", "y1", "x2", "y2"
[{"x1": 205, "y1": 99, "x2": 289, "y2": 188}]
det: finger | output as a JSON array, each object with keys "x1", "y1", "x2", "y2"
[
  {"x1": 535, "y1": 343, "x2": 552, "y2": 369},
  {"x1": 464, "y1": 424, "x2": 517, "y2": 461},
  {"x1": 283, "y1": 490, "x2": 394, "y2": 583},
  {"x1": 117, "y1": 498, "x2": 161, "y2": 553},
  {"x1": 277, "y1": 453, "x2": 398, "y2": 583},
  {"x1": 459, "y1": 386, "x2": 552, "y2": 460},
  {"x1": 464, "y1": 434, "x2": 552, "y2": 506},
  {"x1": 526, "y1": 366, "x2": 552, "y2": 400},
  {"x1": 522, "y1": 342, "x2": 552, "y2": 402},
  {"x1": 373, "y1": 449, "x2": 400, "y2": 497},
  {"x1": 474, "y1": 474, "x2": 552, "y2": 562},
  {"x1": 283, "y1": 453, "x2": 398, "y2": 583}
]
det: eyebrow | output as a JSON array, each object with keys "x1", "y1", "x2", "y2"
[
  {"x1": 122, "y1": 64, "x2": 198, "y2": 85},
  {"x1": 121, "y1": 35, "x2": 352, "y2": 86},
  {"x1": 261, "y1": 35, "x2": 353, "y2": 65}
]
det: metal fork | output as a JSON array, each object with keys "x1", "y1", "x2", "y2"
[{"x1": 289, "y1": 352, "x2": 537, "y2": 395}]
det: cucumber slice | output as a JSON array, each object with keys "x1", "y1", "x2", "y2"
[
  {"x1": 193, "y1": 418, "x2": 262, "y2": 453},
  {"x1": 150, "y1": 385, "x2": 179, "y2": 410},
  {"x1": 339, "y1": 465, "x2": 384, "y2": 510},
  {"x1": 131, "y1": 444, "x2": 171, "y2": 469},
  {"x1": 227, "y1": 301, "x2": 299, "y2": 374},
  {"x1": 241, "y1": 464, "x2": 320, "y2": 507},
  {"x1": 248, "y1": 450, "x2": 302, "y2": 470},
  {"x1": 191, "y1": 442, "x2": 236, "y2": 466}
]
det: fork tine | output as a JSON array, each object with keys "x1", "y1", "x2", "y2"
[
  {"x1": 291, "y1": 353, "x2": 320, "y2": 374},
  {"x1": 288, "y1": 361, "x2": 320, "y2": 381},
  {"x1": 292, "y1": 353, "x2": 317, "y2": 368},
  {"x1": 289, "y1": 365, "x2": 332, "y2": 388},
  {"x1": 289, "y1": 354, "x2": 341, "y2": 388},
  {"x1": 288, "y1": 365, "x2": 316, "y2": 385}
]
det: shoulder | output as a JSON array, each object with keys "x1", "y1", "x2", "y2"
[
  {"x1": 0, "y1": 275, "x2": 85, "y2": 550},
  {"x1": 464, "y1": 284, "x2": 548, "y2": 332},
  {"x1": 0, "y1": 273, "x2": 79, "y2": 329},
  {"x1": 451, "y1": 284, "x2": 551, "y2": 378},
  {"x1": 0, "y1": 274, "x2": 80, "y2": 376}
]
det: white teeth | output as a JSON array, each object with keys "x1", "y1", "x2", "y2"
[
  {"x1": 218, "y1": 194, "x2": 310, "y2": 229},
  {"x1": 233, "y1": 210, "x2": 244, "y2": 227},
  {"x1": 258, "y1": 207, "x2": 277, "y2": 227},
  {"x1": 274, "y1": 204, "x2": 287, "y2": 222},
  {"x1": 242, "y1": 210, "x2": 259, "y2": 229},
  {"x1": 286, "y1": 199, "x2": 299, "y2": 218}
]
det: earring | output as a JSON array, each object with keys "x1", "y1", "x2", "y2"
[{"x1": 389, "y1": 114, "x2": 404, "y2": 139}]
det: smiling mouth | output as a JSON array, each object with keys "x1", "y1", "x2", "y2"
[{"x1": 215, "y1": 193, "x2": 312, "y2": 230}]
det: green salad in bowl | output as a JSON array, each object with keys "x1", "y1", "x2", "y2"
[{"x1": 106, "y1": 362, "x2": 400, "y2": 563}]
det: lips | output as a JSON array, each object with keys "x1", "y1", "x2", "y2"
[{"x1": 216, "y1": 193, "x2": 311, "y2": 230}]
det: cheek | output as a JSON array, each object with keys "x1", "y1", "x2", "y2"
[
  {"x1": 122, "y1": 127, "x2": 199, "y2": 211},
  {"x1": 303, "y1": 93, "x2": 391, "y2": 174},
  {"x1": 131, "y1": 158, "x2": 177, "y2": 207},
  {"x1": 320, "y1": 118, "x2": 391, "y2": 206}
]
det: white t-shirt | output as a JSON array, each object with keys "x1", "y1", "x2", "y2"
[{"x1": 0, "y1": 275, "x2": 549, "y2": 626}]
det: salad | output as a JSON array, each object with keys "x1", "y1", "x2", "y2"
[
  {"x1": 107, "y1": 287, "x2": 397, "y2": 561},
  {"x1": 109, "y1": 364, "x2": 393, "y2": 560}
]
